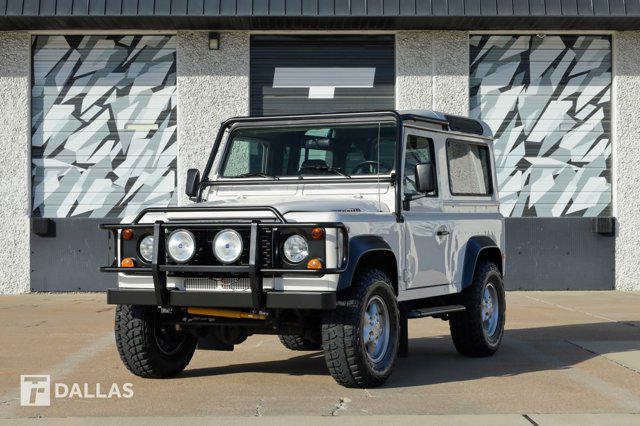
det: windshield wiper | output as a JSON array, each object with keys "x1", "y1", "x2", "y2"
[
  {"x1": 232, "y1": 172, "x2": 279, "y2": 180},
  {"x1": 326, "y1": 167, "x2": 351, "y2": 178}
]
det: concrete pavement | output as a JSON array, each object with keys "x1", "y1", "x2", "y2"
[
  {"x1": 0, "y1": 291, "x2": 638, "y2": 420},
  {"x1": 3, "y1": 414, "x2": 640, "y2": 425}
]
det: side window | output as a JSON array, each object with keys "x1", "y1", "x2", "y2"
[
  {"x1": 446, "y1": 140, "x2": 492, "y2": 195},
  {"x1": 404, "y1": 135, "x2": 436, "y2": 196}
]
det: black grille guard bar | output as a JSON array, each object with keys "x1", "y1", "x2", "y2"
[
  {"x1": 129, "y1": 205, "x2": 287, "y2": 224},
  {"x1": 100, "y1": 206, "x2": 348, "y2": 309}
]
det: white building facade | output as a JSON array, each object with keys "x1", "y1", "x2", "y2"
[{"x1": 0, "y1": 1, "x2": 635, "y2": 292}]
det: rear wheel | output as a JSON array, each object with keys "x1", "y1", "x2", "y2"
[
  {"x1": 278, "y1": 334, "x2": 322, "y2": 351},
  {"x1": 449, "y1": 261, "x2": 506, "y2": 357},
  {"x1": 115, "y1": 305, "x2": 197, "y2": 378},
  {"x1": 321, "y1": 269, "x2": 399, "y2": 388}
]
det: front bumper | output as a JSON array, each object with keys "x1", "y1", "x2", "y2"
[
  {"x1": 100, "y1": 205, "x2": 347, "y2": 310},
  {"x1": 107, "y1": 288, "x2": 336, "y2": 310}
]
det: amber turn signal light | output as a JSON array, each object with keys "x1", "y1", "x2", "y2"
[
  {"x1": 122, "y1": 228, "x2": 134, "y2": 240},
  {"x1": 307, "y1": 258, "x2": 322, "y2": 269},
  {"x1": 121, "y1": 257, "x2": 135, "y2": 268},
  {"x1": 311, "y1": 227, "x2": 324, "y2": 240}
]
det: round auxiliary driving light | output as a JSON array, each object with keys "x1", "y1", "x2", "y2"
[
  {"x1": 283, "y1": 234, "x2": 309, "y2": 264},
  {"x1": 167, "y1": 230, "x2": 196, "y2": 263},
  {"x1": 138, "y1": 235, "x2": 154, "y2": 263},
  {"x1": 213, "y1": 229, "x2": 243, "y2": 264}
]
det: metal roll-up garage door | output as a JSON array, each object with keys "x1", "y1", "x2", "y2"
[
  {"x1": 250, "y1": 35, "x2": 395, "y2": 116},
  {"x1": 470, "y1": 35, "x2": 614, "y2": 290},
  {"x1": 31, "y1": 35, "x2": 177, "y2": 291}
]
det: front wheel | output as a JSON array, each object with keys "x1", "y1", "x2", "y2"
[
  {"x1": 449, "y1": 261, "x2": 506, "y2": 357},
  {"x1": 321, "y1": 269, "x2": 399, "y2": 388},
  {"x1": 115, "y1": 305, "x2": 197, "y2": 378}
]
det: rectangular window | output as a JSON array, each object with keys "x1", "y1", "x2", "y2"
[
  {"x1": 447, "y1": 141, "x2": 492, "y2": 196},
  {"x1": 403, "y1": 135, "x2": 436, "y2": 196},
  {"x1": 220, "y1": 122, "x2": 397, "y2": 178}
]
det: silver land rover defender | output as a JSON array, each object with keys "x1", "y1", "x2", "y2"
[{"x1": 101, "y1": 110, "x2": 505, "y2": 388}]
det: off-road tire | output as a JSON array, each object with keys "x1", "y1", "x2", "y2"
[
  {"x1": 115, "y1": 305, "x2": 197, "y2": 378},
  {"x1": 278, "y1": 334, "x2": 322, "y2": 351},
  {"x1": 321, "y1": 269, "x2": 400, "y2": 388},
  {"x1": 450, "y1": 261, "x2": 506, "y2": 357}
]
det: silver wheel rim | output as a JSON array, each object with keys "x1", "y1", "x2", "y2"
[
  {"x1": 362, "y1": 295, "x2": 390, "y2": 363},
  {"x1": 482, "y1": 282, "x2": 499, "y2": 338}
]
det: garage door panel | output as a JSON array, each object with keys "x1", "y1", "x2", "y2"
[
  {"x1": 469, "y1": 35, "x2": 615, "y2": 290},
  {"x1": 250, "y1": 35, "x2": 395, "y2": 116},
  {"x1": 471, "y1": 34, "x2": 615, "y2": 289},
  {"x1": 31, "y1": 35, "x2": 177, "y2": 219},
  {"x1": 470, "y1": 34, "x2": 612, "y2": 219}
]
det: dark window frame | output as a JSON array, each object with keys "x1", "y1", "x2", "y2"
[
  {"x1": 445, "y1": 138, "x2": 494, "y2": 197},
  {"x1": 217, "y1": 121, "x2": 399, "y2": 179}
]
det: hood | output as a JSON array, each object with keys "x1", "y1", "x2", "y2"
[
  {"x1": 130, "y1": 197, "x2": 386, "y2": 224},
  {"x1": 197, "y1": 197, "x2": 385, "y2": 215}
]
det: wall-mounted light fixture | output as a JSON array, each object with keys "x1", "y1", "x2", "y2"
[{"x1": 209, "y1": 32, "x2": 220, "y2": 50}]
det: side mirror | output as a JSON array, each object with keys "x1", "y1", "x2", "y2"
[
  {"x1": 185, "y1": 168, "x2": 201, "y2": 198},
  {"x1": 415, "y1": 162, "x2": 435, "y2": 194}
]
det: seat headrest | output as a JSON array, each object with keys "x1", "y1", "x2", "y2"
[{"x1": 300, "y1": 159, "x2": 328, "y2": 169}]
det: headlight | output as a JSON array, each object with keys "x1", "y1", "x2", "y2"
[
  {"x1": 213, "y1": 229, "x2": 243, "y2": 264},
  {"x1": 283, "y1": 234, "x2": 309, "y2": 263},
  {"x1": 138, "y1": 235, "x2": 154, "y2": 262},
  {"x1": 167, "y1": 230, "x2": 196, "y2": 263}
]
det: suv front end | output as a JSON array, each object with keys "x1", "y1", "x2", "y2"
[{"x1": 101, "y1": 205, "x2": 348, "y2": 311}]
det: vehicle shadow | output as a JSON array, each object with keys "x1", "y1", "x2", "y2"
[
  {"x1": 180, "y1": 351, "x2": 329, "y2": 378},
  {"x1": 179, "y1": 321, "x2": 640, "y2": 388}
]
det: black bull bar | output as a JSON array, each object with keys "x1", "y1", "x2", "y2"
[{"x1": 100, "y1": 206, "x2": 348, "y2": 310}]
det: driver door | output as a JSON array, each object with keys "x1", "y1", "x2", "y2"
[{"x1": 401, "y1": 130, "x2": 450, "y2": 289}]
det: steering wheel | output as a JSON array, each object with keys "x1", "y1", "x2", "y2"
[{"x1": 351, "y1": 161, "x2": 391, "y2": 175}]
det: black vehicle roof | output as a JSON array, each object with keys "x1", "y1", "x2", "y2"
[
  {"x1": 398, "y1": 110, "x2": 493, "y2": 138},
  {"x1": 224, "y1": 110, "x2": 493, "y2": 139}
]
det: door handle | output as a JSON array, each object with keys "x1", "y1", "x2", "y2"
[{"x1": 436, "y1": 229, "x2": 450, "y2": 237}]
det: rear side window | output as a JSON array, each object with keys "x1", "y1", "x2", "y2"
[{"x1": 446, "y1": 140, "x2": 492, "y2": 195}]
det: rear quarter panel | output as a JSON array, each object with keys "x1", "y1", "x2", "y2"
[
  {"x1": 441, "y1": 206, "x2": 504, "y2": 292},
  {"x1": 440, "y1": 132, "x2": 504, "y2": 293}
]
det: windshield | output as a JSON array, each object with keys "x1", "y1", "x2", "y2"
[{"x1": 219, "y1": 122, "x2": 397, "y2": 179}]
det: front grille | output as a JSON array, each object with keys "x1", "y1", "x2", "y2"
[
  {"x1": 163, "y1": 223, "x2": 276, "y2": 271},
  {"x1": 184, "y1": 277, "x2": 251, "y2": 292}
]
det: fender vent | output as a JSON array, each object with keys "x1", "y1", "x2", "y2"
[{"x1": 333, "y1": 208, "x2": 361, "y2": 212}]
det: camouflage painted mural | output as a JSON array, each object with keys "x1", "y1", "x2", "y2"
[
  {"x1": 31, "y1": 35, "x2": 177, "y2": 218},
  {"x1": 470, "y1": 35, "x2": 612, "y2": 217}
]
